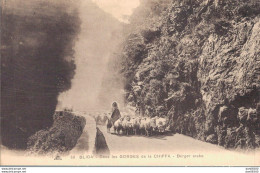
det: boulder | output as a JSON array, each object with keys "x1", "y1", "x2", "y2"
[{"x1": 206, "y1": 134, "x2": 217, "y2": 144}]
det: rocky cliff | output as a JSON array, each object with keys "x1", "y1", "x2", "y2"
[
  {"x1": 119, "y1": 0, "x2": 260, "y2": 149},
  {"x1": 1, "y1": 0, "x2": 80, "y2": 149}
]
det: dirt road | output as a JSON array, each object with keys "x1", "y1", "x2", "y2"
[
  {"x1": 98, "y1": 125, "x2": 260, "y2": 166},
  {"x1": 71, "y1": 113, "x2": 97, "y2": 155}
]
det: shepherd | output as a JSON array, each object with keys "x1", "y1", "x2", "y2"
[{"x1": 110, "y1": 102, "x2": 121, "y2": 125}]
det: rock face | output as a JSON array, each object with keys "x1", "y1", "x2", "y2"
[
  {"x1": 118, "y1": 0, "x2": 260, "y2": 149},
  {"x1": 1, "y1": 0, "x2": 80, "y2": 149},
  {"x1": 198, "y1": 15, "x2": 260, "y2": 148}
]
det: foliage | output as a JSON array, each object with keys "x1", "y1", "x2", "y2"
[
  {"x1": 115, "y1": 0, "x2": 260, "y2": 149},
  {"x1": 27, "y1": 111, "x2": 86, "y2": 155}
]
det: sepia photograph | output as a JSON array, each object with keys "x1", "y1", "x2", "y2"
[{"x1": 1, "y1": 0, "x2": 260, "y2": 167}]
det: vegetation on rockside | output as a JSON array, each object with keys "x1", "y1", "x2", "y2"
[
  {"x1": 27, "y1": 110, "x2": 86, "y2": 155},
  {"x1": 116, "y1": 0, "x2": 260, "y2": 149}
]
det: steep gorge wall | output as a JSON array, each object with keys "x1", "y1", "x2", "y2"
[
  {"x1": 1, "y1": 0, "x2": 80, "y2": 149},
  {"x1": 119, "y1": 0, "x2": 260, "y2": 149},
  {"x1": 198, "y1": 15, "x2": 260, "y2": 148}
]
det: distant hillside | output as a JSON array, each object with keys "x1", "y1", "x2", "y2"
[{"x1": 117, "y1": 0, "x2": 260, "y2": 149}]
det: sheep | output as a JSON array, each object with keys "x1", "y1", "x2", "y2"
[
  {"x1": 144, "y1": 117, "x2": 160, "y2": 136},
  {"x1": 108, "y1": 114, "x2": 168, "y2": 136},
  {"x1": 106, "y1": 118, "x2": 112, "y2": 133},
  {"x1": 156, "y1": 117, "x2": 167, "y2": 133},
  {"x1": 149, "y1": 118, "x2": 157, "y2": 135},
  {"x1": 127, "y1": 117, "x2": 135, "y2": 135},
  {"x1": 138, "y1": 117, "x2": 153, "y2": 136},
  {"x1": 122, "y1": 116, "x2": 134, "y2": 135},
  {"x1": 114, "y1": 118, "x2": 123, "y2": 134},
  {"x1": 140, "y1": 117, "x2": 147, "y2": 135},
  {"x1": 133, "y1": 117, "x2": 141, "y2": 135},
  {"x1": 121, "y1": 117, "x2": 127, "y2": 135}
]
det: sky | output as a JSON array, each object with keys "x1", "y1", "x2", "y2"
[{"x1": 91, "y1": 0, "x2": 140, "y2": 23}]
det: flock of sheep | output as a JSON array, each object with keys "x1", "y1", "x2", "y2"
[{"x1": 106, "y1": 116, "x2": 169, "y2": 136}]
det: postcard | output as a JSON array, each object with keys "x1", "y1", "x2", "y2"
[{"x1": 1, "y1": 0, "x2": 259, "y2": 166}]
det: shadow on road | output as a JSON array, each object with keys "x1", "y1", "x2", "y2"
[
  {"x1": 94, "y1": 127, "x2": 110, "y2": 155},
  {"x1": 109, "y1": 131, "x2": 174, "y2": 140},
  {"x1": 74, "y1": 131, "x2": 89, "y2": 151}
]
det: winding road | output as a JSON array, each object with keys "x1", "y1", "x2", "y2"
[
  {"x1": 70, "y1": 113, "x2": 97, "y2": 155},
  {"x1": 98, "y1": 125, "x2": 260, "y2": 166}
]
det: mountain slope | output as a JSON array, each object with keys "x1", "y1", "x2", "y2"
[{"x1": 118, "y1": 0, "x2": 260, "y2": 149}]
